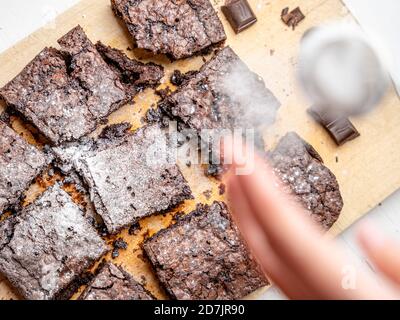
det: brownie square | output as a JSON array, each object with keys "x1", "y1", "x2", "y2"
[
  {"x1": 79, "y1": 262, "x2": 154, "y2": 300},
  {"x1": 0, "y1": 121, "x2": 48, "y2": 214},
  {"x1": 157, "y1": 46, "x2": 280, "y2": 133},
  {"x1": 143, "y1": 201, "x2": 268, "y2": 300},
  {"x1": 268, "y1": 132, "x2": 343, "y2": 229},
  {"x1": 111, "y1": 0, "x2": 226, "y2": 60},
  {"x1": 79, "y1": 124, "x2": 193, "y2": 234},
  {"x1": 0, "y1": 26, "x2": 131, "y2": 145},
  {"x1": 0, "y1": 184, "x2": 108, "y2": 300}
]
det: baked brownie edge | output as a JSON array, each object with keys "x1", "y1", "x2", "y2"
[
  {"x1": 0, "y1": 121, "x2": 49, "y2": 214},
  {"x1": 269, "y1": 132, "x2": 343, "y2": 229},
  {"x1": 79, "y1": 262, "x2": 155, "y2": 300},
  {"x1": 0, "y1": 184, "x2": 108, "y2": 300},
  {"x1": 111, "y1": 0, "x2": 226, "y2": 60},
  {"x1": 143, "y1": 201, "x2": 268, "y2": 300}
]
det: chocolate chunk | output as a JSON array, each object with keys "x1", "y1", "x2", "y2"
[
  {"x1": 268, "y1": 132, "x2": 343, "y2": 229},
  {"x1": 79, "y1": 263, "x2": 154, "y2": 300},
  {"x1": 281, "y1": 7, "x2": 305, "y2": 30},
  {"x1": 111, "y1": 0, "x2": 226, "y2": 60},
  {"x1": 222, "y1": 0, "x2": 257, "y2": 34},
  {"x1": 143, "y1": 201, "x2": 268, "y2": 300},
  {"x1": 308, "y1": 107, "x2": 360, "y2": 146},
  {"x1": 0, "y1": 184, "x2": 108, "y2": 300},
  {"x1": 0, "y1": 121, "x2": 49, "y2": 214}
]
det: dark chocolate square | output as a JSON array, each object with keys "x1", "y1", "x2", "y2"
[
  {"x1": 308, "y1": 107, "x2": 360, "y2": 146},
  {"x1": 143, "y1": 201, "x2": 268, "y2": 300},
  {"x1": 0, "y1": 184, "x2": 108, "y2": 300},
  {"x1": 222, "y1": 0, "x2": 257, "y2": 33}
]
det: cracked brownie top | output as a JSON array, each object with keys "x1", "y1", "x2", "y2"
[
  {"x1": 0, "y1": 121, "x2": 49, "y2": 214},
  {"x1": 143, "y1": 201, "x2": 267, "y2": 300},
  {"x1": 0, "y1": 184, "x2": 108, "y2": 300},
  {"x1": 78, "y1": 124, "x2": 193, "y2": 234},
  {"x1": 0, "y1": 26, "x2": 164, "y2": 146},
  {"x1": 268, "y1": 132, "x2": 343, "y2": 229},
  {"x1": 156, "y1": 46, "x2": 280, "y2": 133},
  {"x1": 111, "y1": 0, "x2": 227, "y2": 59},
  {"x1": 79, "y1": 262, "x2": 154, "y2": 300}
]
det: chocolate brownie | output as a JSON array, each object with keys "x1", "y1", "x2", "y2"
[
  {"x1": 78, "y1": 124, "x2": 193, "y2": 234},
  {"x1": 0, "y1": 184, "x2": 108, "y2": 300},
  {"x1": 0, "y1": 26, "x2": 130, "y2": 145},
  {"x1": 143, "y1": 201, "x2": 267, "y2": 300},
  {"x1": 79, "y1": 263, "x2": 154, "y2": 300},
  {"x1": 156, "y1": 46, "x2": 280, "y2": 133},
  {"x1": 268, "y1": 132, "x2": 343, "y2": 229},
  {"x1": 0, "y1": 121, "x2": 48, "y2": 214},
  {"x1": 111, "y1": 0, "x2": 226, "y2": 60},
  {"x1": 95, "y1": 41, "x2": 164, "y2": 97}
]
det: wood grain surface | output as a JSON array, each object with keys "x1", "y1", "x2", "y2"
[{"x1": 0, "y1": 0, "x2": 399, "y2": 300}]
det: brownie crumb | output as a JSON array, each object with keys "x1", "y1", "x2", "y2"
[
  {"x1": 155, "y1": 87, "x2": 172, "y2": 99},
  {"x1": 203, "y1": 189, "x2": 212, "y2": 200},
  {"x1": 170, "y1": 70, "x2": 185, "y2": 86},
  {"x1": 218, "y1": 183, "x2": 226, "y2": 195},
  {"x1": 170, "y1": 70, "x2": 198, "y2": 87},
  {"x1": 128, "y1": 221, "x2": 141, "y2": 235}
]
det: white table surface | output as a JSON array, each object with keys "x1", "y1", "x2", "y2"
[{"x1": 1, "y1": 0, "x2": 399, "y2": 300}]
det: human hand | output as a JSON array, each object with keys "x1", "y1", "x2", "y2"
[{"x1": 223, "y1": 141, "x2": 400, "y2": 300}]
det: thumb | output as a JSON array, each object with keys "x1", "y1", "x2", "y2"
[{"x1": 358, "y1": 221, "x2": 400, "y2": 287}]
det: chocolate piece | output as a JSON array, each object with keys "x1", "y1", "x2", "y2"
[
  {"x1": 0, "y1": 121, "x2": 49, "y2": 214},
  {"x1": 268, "y1": 132, "x2": 343, "y2": 229},
  {"x1": 281, "y1": 7, "x2": 305, "y2": 30},
  {"x1": 111, "y1": 0, "x2": 226, "y2": 60},
  {"x1": 308, "y1": 107, "x2": 360, "y2": 146},
  {"x1": 0, "y1": 184, "x2": 108, "y2": 300},
  {"x1": 79, "y1": 263, "x2": 154, "y2": 300},
  {"x1": 143, "y1": 201, "x2": 268, "y2": 300},
  {"x1": 222, "y1": 0, "x2": 257, "y2": 34},
  {"x1": 95, "y1": 42, "x2": 164, "y2": 96},
  {"x1": 78, "y1": 125, "x2": 193, "y2": 234},
  {"x1": 156, "y1": 46, "x2": 280, "y2": 133},
  {"x1": 0, "y1": 26, "x2": 132, "y2": 145}
]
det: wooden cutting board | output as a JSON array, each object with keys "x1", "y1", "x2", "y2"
[{"x1": 0, "y1": 0, "x2": 399, "y2": 300}]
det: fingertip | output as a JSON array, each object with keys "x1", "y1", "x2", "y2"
[{"x1": 357, "y1": 221, "x2": 386, "y2": 252}]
